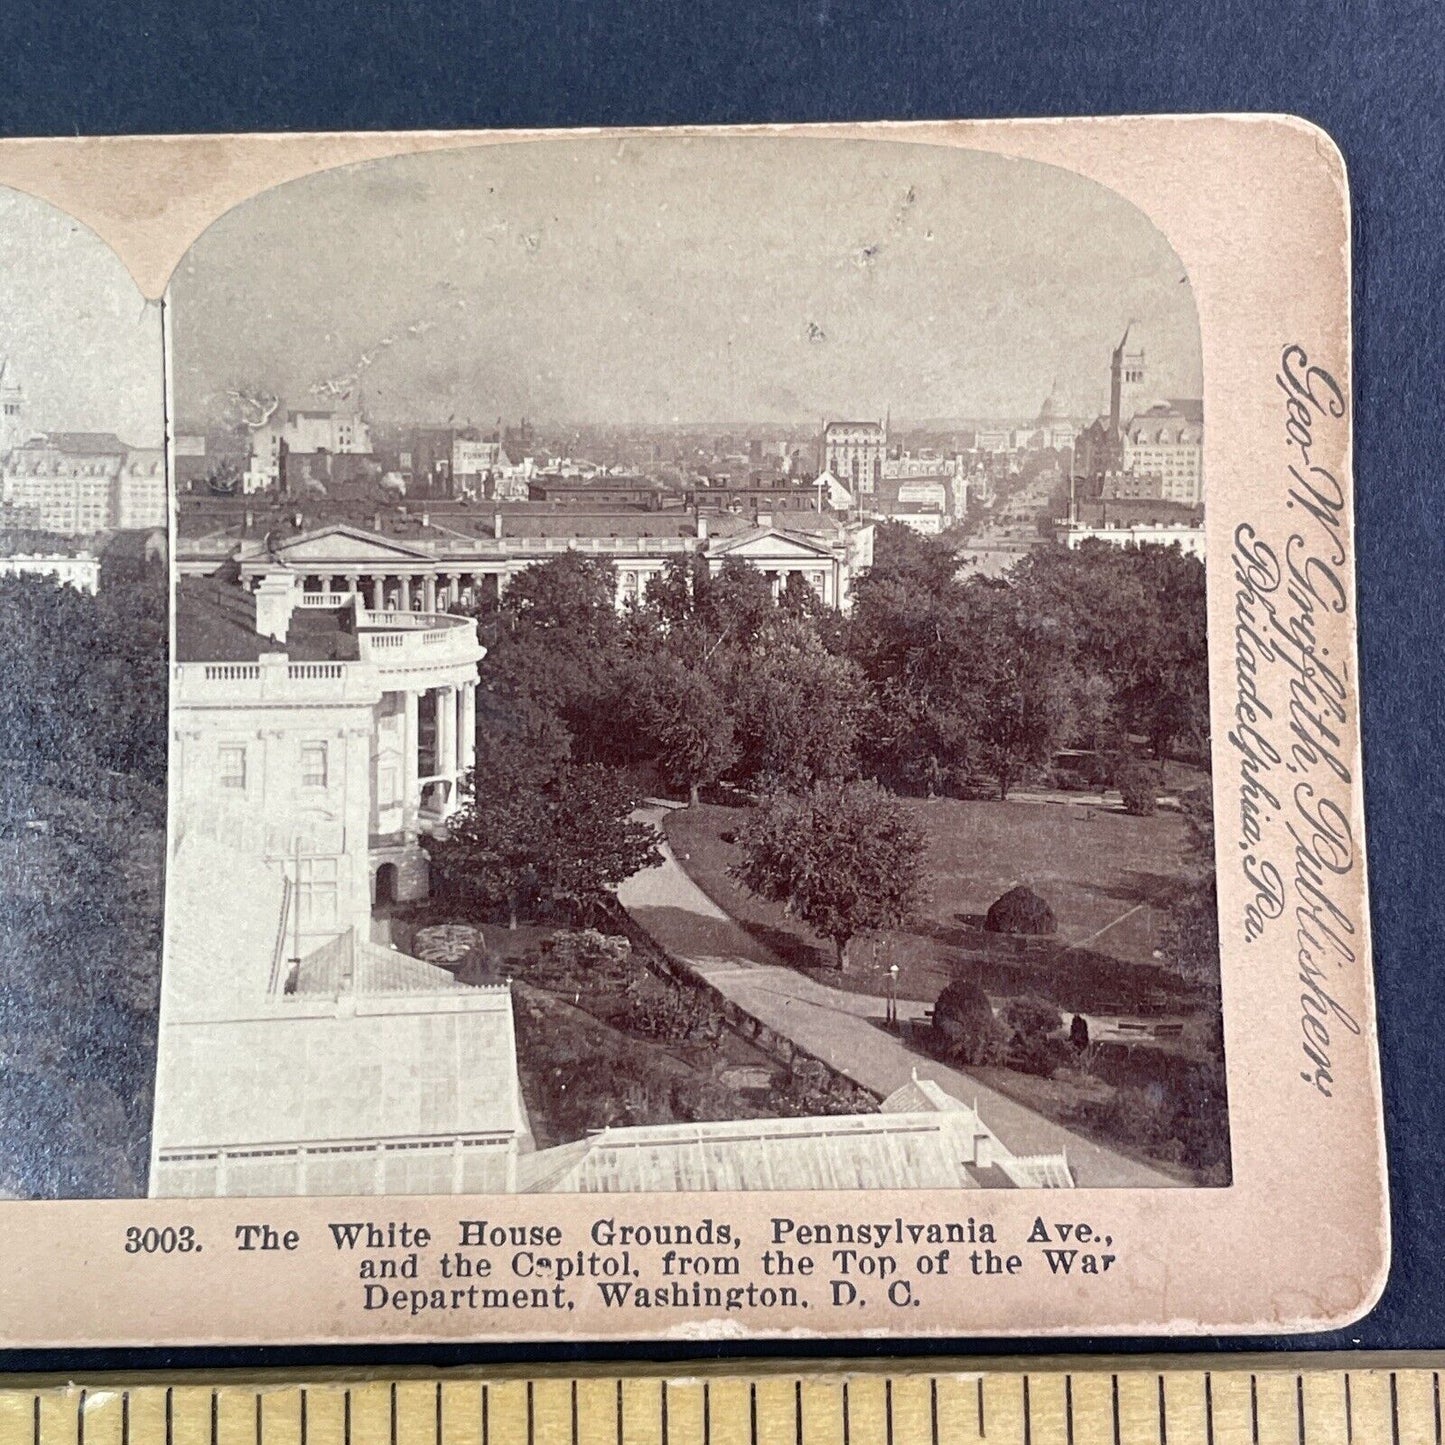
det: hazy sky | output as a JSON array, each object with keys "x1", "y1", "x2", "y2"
[
  {"x1": 171, "y1": 136, "x2": 1201, "y2": 429},
  {"x1": 0, "y1": 188, "x2": 163, "y2": 447}
]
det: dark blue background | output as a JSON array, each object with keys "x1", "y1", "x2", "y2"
[{"x1": 2, "y1": 0, "x2": 1441, "y2": 1368}]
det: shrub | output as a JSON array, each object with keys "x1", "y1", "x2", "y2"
[
  {"x1": 776, "y1": 1059, "x2": 876, "y2": 1117},
  {"x1": 984, "y1": 885, "x2": 1056, "y2": 936},
  {"x1": 1001, "y1": 995, "x2": 1061, "y2": 1040},
  {"x1": 1115, "y1": 755, "x2": 1161, "y2": 816},
  {"x1": 1000, "y1": 995, "x2": 1064, "y2": 1075},
  {"x1": 933, "y1": 979, "x2": 1006, "y2": 1066},
  {"x1": 625, "y1": 976, "x2": 721, "y2": 1046},
  {"x1": 1068, "y1": 1012, "x2": 1091, "y2": 1050}
]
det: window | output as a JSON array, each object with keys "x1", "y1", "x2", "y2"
[
  {"x1": 296, "y1": 856, "x2": 339, "y2": 932},
  {"x1": 300, "y1": 742, "x2": 328, "y2": 789},
  {"x1": 219, "y1": 745, "x2": 247, "y2": 790}
]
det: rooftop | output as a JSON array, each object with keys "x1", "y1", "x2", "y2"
[{"x1": 176, "y1": 576, "x2": 362, "y2": 663}]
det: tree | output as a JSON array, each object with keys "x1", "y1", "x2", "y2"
[
  {"x1": 429, "y1": 762, "x2": 662, "y2": 928},
  {"x1": 1161, "y1": 785, "x2": 1220, "y2": 995},
  {"x1": 729, "y1": 629, "x2": 865, "y2": 789},
  {"x1": 966, "y1": 580, "x2": 1081, "y2": 800},
  {"x1": 546, "y1": 764, "x2": 664, "y2": 923},
  {"x1": 729, "y1": 781, "x2": 928, "y2": 969},
  {"x1": 645, "y1": 656, "x2": 738, "y2": 805},
  {"x1": 427, "y1": 786, "x2": 548, "y2": 929}
]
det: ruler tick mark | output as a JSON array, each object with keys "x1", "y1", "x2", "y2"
[
  {"x1": 661, "y1": 1381, "x2": 669, "y2": 1445},
  {"x1": 1296, "y1": 1376, "x2": 1305, "y2": 1445},
  {"x1": 344, "y1": 1391, "x2": 352, "y2": 1445},
  {"x1": 1065, "y1": 1374, "x2": 1074, "y2": 1445},
  {"x1": 1250, "y1": 1376, "x2": 1259, "y2": 1445},
  {"x1": 616, "y1": 1380, "x2": 623, "y2": 1445},
  {"x1": 210, "y1": 1391, "x2": 218, "y2": 1445},
  {"x1": 390, "y1": 1384, "x2": 398, "y2": 1445},
  {"x1": 886, "y1": 1380, "x2": 894, "y2": 1445},
  {"x1": 1434, "y1": 1371, "x2": 1441, "y2": 1445},
  {"x1": 301, "y1": 1390, "x2": 308, "y2": 1445},
  {"x1": 571, "y1": 1381, "x2": 578, "y2": 1445},
  {"x1": 77, "y1": 1389, "x2": 86, "y2": 1445},
  {"x1": 703, "y1": 1383, "x2": 710, "y2": 1445},
  {"x1": 842, "y1": 1382, "x2": 850, "y2": 1445},
  {"x1": 1022, "y1": 1377, "x2": 1031, "y2": 1445},
  {"x1": 976, "y1": 1377, "x2": 985, "y2": 1439},
  {"x1": 167, "y1": 1389, "x2": 174, "y2": 1445},
  {"x1": 1111, "y1": 1374, "x2": 1120, "y2": 1445},
  {"x1": 481, "y1": 1385, "x2": 489, "y2": 1445},
  {"x1": 32, "y1": 1395, "x2": 39, "y2": 1445},
  {"x1": 1391, "y1": 1372, "x2": 1401, "y2": 1445},
  {"x1": 1205, "y1": 1374, "x2": 1214, "y2": 1445},
  {"x1": 253, "y1": 1394, "x2": 260, "y2": 1445},
  {"x1": 122, "y1": 1394, "x2": 130, "y2": 1445},
  {"x1": 1345, "y1": 1373, "x2": 1353, "y2": 1444},
  {"x1": 527, "y1": 1382, "x2": 534, "y2": 1445},
  {"x1": 931, "y1": 1378, "x2": 940, "y2": 1445},
  {"x1": 750, "y1": 1383, "x2": 758, "y2": 1445},
  {"x1": 793, "y1": 1381, "x2": 802, "y2": 1445},
  {"x1": 1158, "y1": 1375, "x2": 1167, "y2": 1445}
]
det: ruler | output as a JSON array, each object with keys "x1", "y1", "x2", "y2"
[{"x1": 0, "y1": 1360, "x2": 1438, "y2": 1445}]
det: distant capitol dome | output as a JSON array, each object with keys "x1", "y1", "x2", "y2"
[{"x1": 1037, "y1": 379, "x2": 1067, "y2": 424}]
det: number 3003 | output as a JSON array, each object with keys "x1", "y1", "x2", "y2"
[{"x1": 124, "y1": 1225, "x2": 200, "y2": 1254}]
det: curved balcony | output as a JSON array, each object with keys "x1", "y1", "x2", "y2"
[{"x1": 356, "y1": 609, "x2": 485, "y2": 674}]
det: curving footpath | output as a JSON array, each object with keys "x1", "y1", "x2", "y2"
[{"x1": 617, "y1": 804, "x2": 1179, "y2": 1189}]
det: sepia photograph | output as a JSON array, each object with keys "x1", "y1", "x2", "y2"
[
  {"x1": 153, "y1": 134, "x2": 1224, "y2": 1200},
  {"x1": 0, "y1": 185, "x2": 168, "y2": 1198}
]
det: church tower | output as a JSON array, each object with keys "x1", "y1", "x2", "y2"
[
  {"x1": 0, "y1": 358, "x2": 25, "y2": 456},
  {"x1": 1108, "y1": 324, "x2": 1146, "y2": 432}
]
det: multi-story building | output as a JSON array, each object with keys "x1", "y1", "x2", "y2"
[
  {"x1": 0, "y1": 432, "x2": 162, "y2": 534},
  {"x1": 822, "y1": 419, "x2": 886, "y2": 495},
  {"x1": 1061, "y1": 499, "x2": 1205, "y2": 560},
  {"x1": 1072, "y1": 326, "x2": 1204, "y2": 511},
  {"x1": 116, "y1": 447, "x2": 167, "y2": 528},
  {"x1": 0, "y1": 531, "x2": 99, "y2": 592},
  {"x1": 247, "y1": 407, "x2": 374, "y2": 490},
  {"x1": 177, "y1": 501, "x2": 876, "y2": 614},
  {"x1": 173, "y1": 574, "x2": 483, "y2": 908},
  {"x1": 1122, "y1": 401, "x2": 1204, "y2": 505}
]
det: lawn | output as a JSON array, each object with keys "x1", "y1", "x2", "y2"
[{"x1": 664, "y1": 795, "x2": 1213, "y2": 1017}]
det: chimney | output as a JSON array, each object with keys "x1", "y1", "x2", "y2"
[
  {"x1": 421, "y1": 510, "x2": 430, "y2": 528},
  {"x1": 254, "y1": 572, "x2": 299, "y2": 644},
  {"x1": 756, "y1": 509, "x2": 773, "y2": 530},
  {"x1": 373, "y1": 512, "x2": 382, "y2": 532},
  {"x1": 696, "y1": 513, "x2": 708, "y2": 541},
  {"x1": 244, "y1": 508, "x2": 254, "y2": 529},
  {"x1": 493, "y1": 512, "x2": 504, "y2": 540}
]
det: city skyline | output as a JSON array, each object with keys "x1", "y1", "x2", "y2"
[{"x1": 170, "y1": 136, "x2": 1202, "y2": 433}]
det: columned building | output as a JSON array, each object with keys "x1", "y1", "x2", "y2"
[
  {"x1": 178, "y1": 509, "x2": 875, "y2": 615},
  {"x1": 173, "y1": 573, "x2": 483, "y2": 913}
]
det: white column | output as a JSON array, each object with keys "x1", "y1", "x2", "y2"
[
  {"x1": 402, "y1": 689, "x2": 419, "y2": 832},
  {"x1": 422, "y1": 574, "x2": 437, "y2": 612},
  {"x1": 436, "y1": 686, "x2": 454, "y2": 812},
  {"x1": 399, "y1": 575, "x2": 412, "y2": 611},
  {"x1": 454, "y1": 685, "x2": 466, "y2": 776},
  {"x1": 461, "y1": 682, "x2": 476, "y2": 780}
]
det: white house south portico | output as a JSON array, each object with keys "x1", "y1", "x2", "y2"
[{"x1": 173, "y1": 572, "x2": 483, "y2": 919}]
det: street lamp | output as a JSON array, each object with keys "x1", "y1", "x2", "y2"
[{"x1": 887, "y1": 962, "x2": 900, "y2": 1027}]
